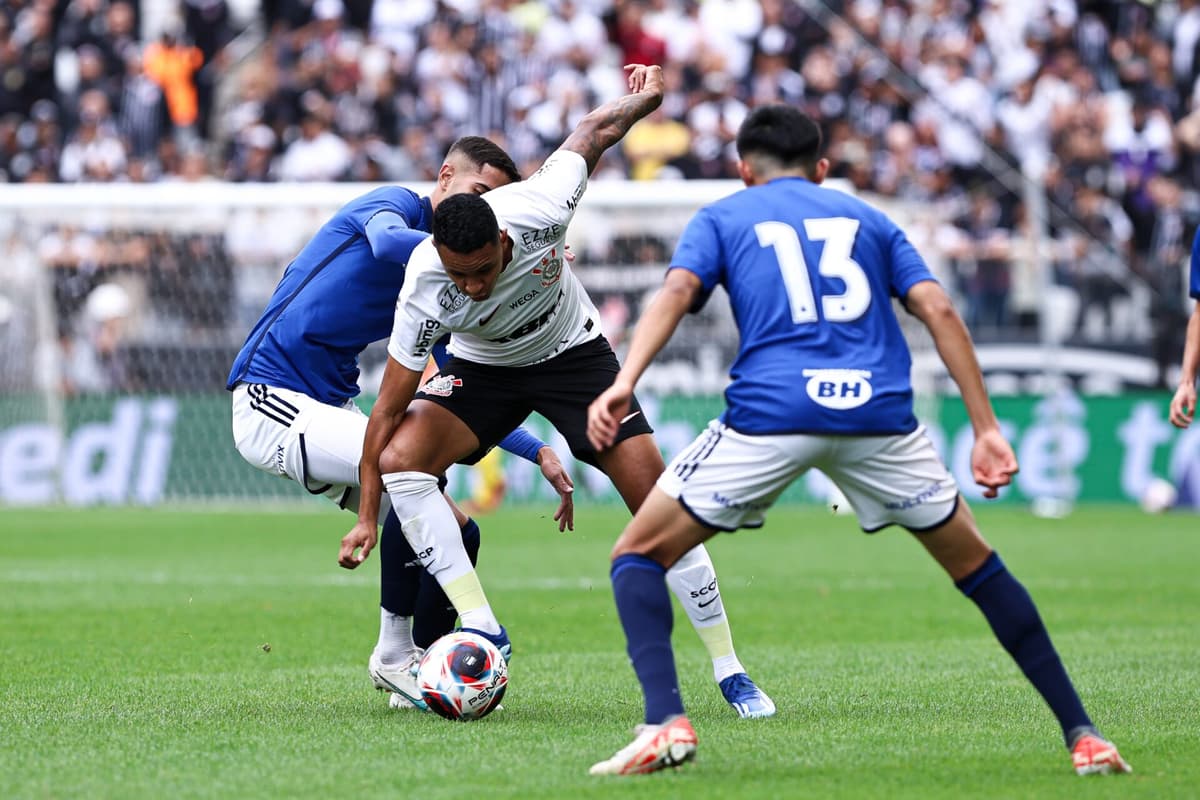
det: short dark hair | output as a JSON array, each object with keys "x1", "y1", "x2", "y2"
[
  {"x1": 735, "y1": 104, "x2": 822, "y2": 170},
  {"x1": 446, "y1": 136, "x2": 521, "y2": 184},
  {"x1": 432, "y1": 193, "x2": 500, "y2": 254}
]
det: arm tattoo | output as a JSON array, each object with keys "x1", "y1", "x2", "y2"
[{"x1": 561, "y1": 90, "x2": 663, "y2": 174}]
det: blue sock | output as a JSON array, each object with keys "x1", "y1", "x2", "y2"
[
  {"x1": 611, "y1": 554, "x2": 684, "y2": 725},
  {"x1": 379, "y1": 509, "x2": 420, "y2": 616},
  {"x1": 957, "y1": 552, "x2": 1092, "y2": 745}
]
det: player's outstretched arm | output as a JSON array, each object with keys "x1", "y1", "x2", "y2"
[
  {"x1": 364, "y1": 212, "x2": 428, "y2": 263},
  {"x1": 1170, "y1": 302, "x2": 1200, "y2": 428},
  {"x1": 535, "y1": 446, "x2": 576, "y2": 532},
  {"x1": 338, "y1": 357, "x2": 424, "y2": 569},
  {"x1": 587, "y1": 268, "x2": 700, "y2": 451},
  {"x1": 905, "y1": 279, "x2": 1018, "y2": 498},
  {"x1": 559, "y1": 64, "x2": 664, "y2": 175}
]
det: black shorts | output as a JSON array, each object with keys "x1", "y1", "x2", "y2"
[{"x1": 415, "y1": 337, "x2": 654, "y2": 467}]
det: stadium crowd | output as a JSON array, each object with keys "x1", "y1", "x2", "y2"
[{"x1": 4, "y1": 0, "x2": 1200, "y2": 386}]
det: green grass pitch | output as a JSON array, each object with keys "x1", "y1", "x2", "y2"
[{"x1": 1, "y1": 504, "x2": 1197, "y2": 799}]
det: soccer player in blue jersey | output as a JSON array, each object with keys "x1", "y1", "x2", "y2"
[
  {"x1": 226, "y1": 137, "x2": 576, "y2": 711},
  {"x1": 1169, "y1": 227, "x2": 1200, "y2": 428},
  {"x1": 585, "y1": 104, "x2": 1131, "y2": 776}
]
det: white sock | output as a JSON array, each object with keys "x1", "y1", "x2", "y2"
[
  {"x1": 382, "y1": 470, "x2": 501, "y2": 636},
  {"x1": 667, "y1": 544, "x2": 746, "y2": 683},
  {"x1": 376, "y1": 608, "x2": 416, "y2": 665}
]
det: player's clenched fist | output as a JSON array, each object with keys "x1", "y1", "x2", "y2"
[{"x1": 624, "y1": 64, "x2": 663, "y2": 96}]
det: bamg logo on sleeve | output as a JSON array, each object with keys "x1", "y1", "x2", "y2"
[{"x1": 412, "y1": 318, "x2": 441, "y2": 357}]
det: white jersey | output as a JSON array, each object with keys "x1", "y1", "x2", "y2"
[{"x1": 387, "y1": 150, "x2": 602, "y2": 371}]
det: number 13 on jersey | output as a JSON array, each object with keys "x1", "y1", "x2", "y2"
[{"x1": 755, "y1": 217, "x2": 871, "y2": 324}]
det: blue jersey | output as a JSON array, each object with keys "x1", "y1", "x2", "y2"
[
  {"x1": 227, "y1": 187, "x2": 432, "y2": 404},
  {"x1": 672, "y1": 177, "x2": 936, "y2": 436},
  {"x1": 1191, "y1": 227, "x2": 1200, "y2": 300}
]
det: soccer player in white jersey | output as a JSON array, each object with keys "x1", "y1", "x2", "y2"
[
  {"x1": 585, "y1": 104, "x2": 1132, "y2": 776},
  {"x1": 339, "y1": 64, "x2": 775, "y2": 718},
  {"x1": 226, "y1": 137, "x2": 575, "y2": 711}
]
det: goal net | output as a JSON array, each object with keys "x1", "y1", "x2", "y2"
[
  {"x1": 0, "y1": 180, "x2": 941, "y2": 508},
  {"x1": 0, "y1": 181, "x2": 737, "y2": 506}
]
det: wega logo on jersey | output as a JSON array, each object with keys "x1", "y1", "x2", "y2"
[
  {"x1": 531, "y1": 248, "x2": 563, "y2": 287},
  {"x1": 421, "y1": 374, "x2": 463, "y2": 397},
  {"x1": 439, "y1": 285, "x2": 467, "y2": 313},
  {"x1": 803, "y1": 369, "x2": 873, "y2": 410}
]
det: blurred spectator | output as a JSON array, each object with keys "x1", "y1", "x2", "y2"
[
  {"x1": 623, "y1": 106, "x2": 691, "y2": 180},
  {"x1": 687, "y1": 71, "x2": 747, "y2": 178},
  {"x1": 1144, "y1": 175, "x2": 1190, "y2": 385},
  {"x1": 1173, "y1": 0, "x2": 1200, "y2": 95},
  {"x1": 225, "y1": 123, "x2": 277, "y2": 181},
  {"x1": 101, "y1": 2, "x2": 140, "y2": 76},
  {"x1": 58, "y1": 91, "x2": 127, "y2": 182},
  {"x1": 143, "y1": 29, "x2": 205, "y2": 141},
  {"x1": 1104, "y1": 91, "x2": 1176, "y2": 255},
  {"x1": 995, "y1": 74, "x2": 1053, "y2": 180},
  {"x1": 184, "y1": 0, "x2": 237, "y2": 135},
  {"x1": 59, "y1": 44, "x2": 122, "y2": 132},
  {"x1": 63, "y1": 282, "x2": 134, "y2": 394},
  {"x1": 16, "y1": 3, "x2": 56, "y2": 114},
  {"x1": 915, "y1": 48, "x2": 995, "y2": 188},
  {"x1": 467, "y1": 41, "x2": 518, "y2": 135},
  {"x1": 945, "y1": 188, "x2": 1013, "y2": 334},
  {"x1": 118, "y1": 46, "x2": 168, "y2": 159},
  {"x1": 277, "y1": 104, "x2": 351, "y2": 181},
  {"x1": 538, "y1": 0, "x2": 608, "y2": 66},
  {"x1": 612, "y1": 0, "x2": 667, "y2": 69},
  {"x1": 41, "y1": 225, "x2": 101, "y2": 338},
  {"x1": 697, "y1": 0, "x2": 761, "y2": 80},
  {"x1": 1069, "y1": 183, "x2": 1134, "y2": 338}
]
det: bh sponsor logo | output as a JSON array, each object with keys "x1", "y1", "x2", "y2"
[{"x1": 804, "y1": 369, "x2": 873, "y2": 410}]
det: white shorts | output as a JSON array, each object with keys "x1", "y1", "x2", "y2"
[
  {"x1": 230, "y1": 382, "x2": 388, "y2": 515},
  {"x1": 656, "y1": 421, "x2": 958, "y2": 533}
]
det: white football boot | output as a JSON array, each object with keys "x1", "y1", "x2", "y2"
[{"x1": 368, "y1": 649, "x2": 427, "y2": 712}]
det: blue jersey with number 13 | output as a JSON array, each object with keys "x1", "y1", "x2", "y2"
[{"x1": 672, "y1": 176, "x2": 937, "y2": 436}]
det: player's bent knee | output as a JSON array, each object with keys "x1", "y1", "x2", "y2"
[
  {"x1": 381, "y1": 470, "x2": 440, "y2": 502},
  {"x1": 379, "y1": 440, "x2": 433, "y2": 474},
  {"x1": 611, "y1": 523, "x2": 702, "y2": 572},
  {"x1": 610, "y1": 524, "x2": 657, "y2": 562}
]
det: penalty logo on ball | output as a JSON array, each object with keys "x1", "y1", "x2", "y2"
[{"x1": 416, "y1": 631, "x2": 508, "y2": 720}]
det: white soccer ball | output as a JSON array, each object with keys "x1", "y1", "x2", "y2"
[
  {"x1": 416, "y1": 631, "x2": 508, "y2": 720},
  {"x1": 1139, "y1": 477, "x2": 1177, "y2": 514}
]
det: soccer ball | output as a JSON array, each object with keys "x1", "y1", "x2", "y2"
[
  {"x1": 416, "y1": 631, "x2": 508, "y2": 720},
  {"x1": 1139, "y1": 477, "x2": 1177, "y2": 514}
]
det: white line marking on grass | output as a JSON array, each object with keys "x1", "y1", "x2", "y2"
[{"x1": 0, "y1": 570, "x2": 601, "y2": 591}]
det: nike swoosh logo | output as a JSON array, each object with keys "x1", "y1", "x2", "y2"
[
  {"x1": 620, "y1": 411, "x2": 642, "y2": 424},
  {"x1": 479, "y1": 305, "x2": 500, "y2": 325},
  {"x1": 697, "y1": 595, "x2": 719, "y2": 608}
]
